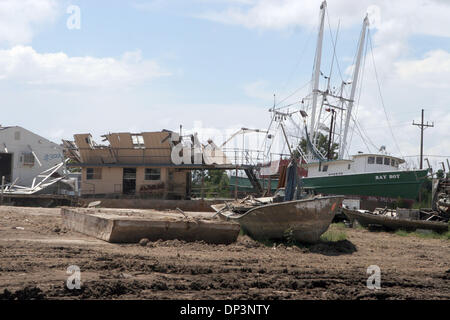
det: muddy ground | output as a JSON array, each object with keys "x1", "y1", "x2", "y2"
[{"x1": 0, "y1": 206, "x2": 448, "y2": 300}]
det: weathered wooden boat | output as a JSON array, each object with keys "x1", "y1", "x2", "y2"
[
  {"x1": 211, "y1": 195, "x2": 343, "y2": 243},
  {"x1": 342, "y1": 207, "x2": 449, "y2": 233}
]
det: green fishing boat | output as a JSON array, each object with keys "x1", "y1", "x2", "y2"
[{"x1": 301, "y1": 154, "x2": 429, "y2": 200}]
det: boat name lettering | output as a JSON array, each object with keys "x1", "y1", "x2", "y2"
[
  {"x1": 375, "y1": 174, "x2": 400, "y2": 180},
  {"x1": 328, "y1": 172, "x2": 343, "y2": 176}
]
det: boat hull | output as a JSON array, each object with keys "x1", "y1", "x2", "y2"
[
  {"x1": 302, "y1": 169, "x2": 428, "y2": 200},
  {"x1": 212, "y1": 196, "x2": 343, "y2": 243},
  {"x1": 342, "y1": 208, "x2": 448, "y2": 233}
]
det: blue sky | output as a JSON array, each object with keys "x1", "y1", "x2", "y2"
[{"x1": 1, "y1": 0, "x2": 450, "y2": 170}]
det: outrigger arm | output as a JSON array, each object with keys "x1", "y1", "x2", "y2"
[{"x1": 339, "y1": 15, "x2": 369, "y2": 159}]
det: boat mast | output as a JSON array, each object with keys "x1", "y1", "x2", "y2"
[
  {"x1": 309, "y1": 1, "x2": 327, "y2": 141},
  {"x1": 339, "y1": 15, "x2": 369, "y2": 159}
]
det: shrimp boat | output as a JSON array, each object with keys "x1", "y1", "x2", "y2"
[
  {"x1": 212, "y1": 195, "x2": 343, "y2": 243},
  {"x1": 256, "y1": 1, "x2": 429, "y2": 205}
]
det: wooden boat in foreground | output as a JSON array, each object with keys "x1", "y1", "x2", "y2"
[
  {"x1": 342, "y1": 207, "x2": 448, "y2": 233},
  {"x1": 211, "y1": 196, "x2": 343, "y2": 243}
]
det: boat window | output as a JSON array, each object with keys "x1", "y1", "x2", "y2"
[
  {"x1": 391, "y1": 159, "x2": 396, "y2": 167},
  {"x1": 322, "y1": 165, "x2": 328, "y2": 172},
  {"x1": 348, "y1": 164, "x2": 351, "y2": 170},
  {"x1": 392, "y1": 160, "x2": 398, "y2": 168},
  {"x1": 368, "y1": 157, "x2": 375, "y2": 164},
  {"x1": 384, "y1": 157, "x2": 390, "y2": 165},
  {"x1": 376, "y1": 157, "x2": 383, "y2": 164}
]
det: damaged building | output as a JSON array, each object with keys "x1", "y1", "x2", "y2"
[
  {"x1": 64, "y1": 130, "x2": 261, "y2": 200},
  {"x1": 0, "y1": 126, "x2": 65, "y2": 185},
  {"x1": 64, "y1": 131, "x2": 192, "y2": 199},
  {"x1": 0, "y1": 126, "x2": 70, "y2": 190}
]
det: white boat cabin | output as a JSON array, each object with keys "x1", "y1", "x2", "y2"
[{"x1": 305, "y1": 153, "x2": 405, "y2": 178}]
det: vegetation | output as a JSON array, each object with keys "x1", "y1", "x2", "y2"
[
  {"x1": 320, "y1": 229, "x2": 347, "y2": 242},
  {"x1": 394, "y1": 229, "x2": 450, "y2": 240},
  {"x1": 66, "y1": 159, "x2": 81, "y2": 173},
  {"x1": 435, "y1": 169, "x2": 450, "y2": 179},
  {"x1": 299, "y1": 132, "x2": 339, "y2": 160},
  {"x1": 191, "y1": 170, "x2": 230, "y2": 198}
]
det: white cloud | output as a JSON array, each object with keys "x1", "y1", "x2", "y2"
[
  {"x1": 198, "y1": 0, "x2": 450, "y2": 36},
  {"x1": 0, "y1": 0, "x2": 59, "y2": 45},
  {"x1": 395, "y1": 50, "x2": 450, "y2": 88},
  {"x1": 0, "y1": 46, "x2": 171, "y2": 87},
  {"x1": 243, "y1": 80, "x2": 274, "y2": 101}
]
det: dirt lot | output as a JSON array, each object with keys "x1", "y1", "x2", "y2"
[{"x1": 0, "y1": 206, "x2": 448, "y2": 300}]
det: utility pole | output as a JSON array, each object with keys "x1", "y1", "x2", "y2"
[{"x1": 412, "y1": 109, "x2": 434, "y2": 169}]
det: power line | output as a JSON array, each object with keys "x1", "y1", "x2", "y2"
[{"x1": 368, "y1": 30, "x2": 403, "y2": 159}]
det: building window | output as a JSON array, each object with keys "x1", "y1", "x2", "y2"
[
  {"x1": 376, "y1": 157, "x2": 383, "y2": 164},
  {"x1": 131, "y1": 134, "x2": 145, "y2": 149},
  {"x1": 368, "y1": 157, "x2": 375, "y2": 164},
  {"x1": 86, "y1": 168, "x2": 102, "y2": 180},
  {"x1": 384, "y1": 157, "x2": 390, "y2": 165},
  {"x1": 145, "y1": 168, "x2": 161, "y2": 181},
  {"x1": 22, "y1": 153, "x2": 35, "y2": 166}
]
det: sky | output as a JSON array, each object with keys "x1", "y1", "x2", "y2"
[{"x1": 1, "y1": 0, "x2": 449, "y2": 171}]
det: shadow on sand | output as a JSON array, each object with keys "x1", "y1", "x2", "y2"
[{"x1": 305, "y1": 239, "x2": 357, "y2": 256}]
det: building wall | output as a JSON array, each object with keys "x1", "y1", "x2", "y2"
[
  {"x1": 81, "y1": 167, "x2": 123, "y2": 194},
  {"x1": 81, "y1": 166, "x2": 187, "y2": 198},
  {"x1": 0, "y1": 126, "x2": 64, "y2": 186}
]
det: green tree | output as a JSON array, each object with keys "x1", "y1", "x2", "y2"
[
  {"x1": 299, "y1": 132, "x2": 339, "y2": 160},
  {"x1": 66, "y1": 159, "x2": 81, "y2": 173},
  {"x1": 191, "y1": 170, "x2": 230, "y2": 198},
  {"x1": 205, "y1": 170, "x2": 230, "y2": 198}
]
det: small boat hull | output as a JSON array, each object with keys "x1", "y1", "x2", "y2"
[
  {"x1": 212, "y1": 196, "x2": 343, "y2": 243},
  {"x1": 342, "y1": 208, "x2": 449, "y2": 233}
]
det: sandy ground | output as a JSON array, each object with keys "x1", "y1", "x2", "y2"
[{"x1": 0, "y1": 206, "x2": 448, "y2": 300}]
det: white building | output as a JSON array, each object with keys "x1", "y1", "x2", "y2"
[{"x1": 0, "y1": 126, "x2": 65, "y2": 187}]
